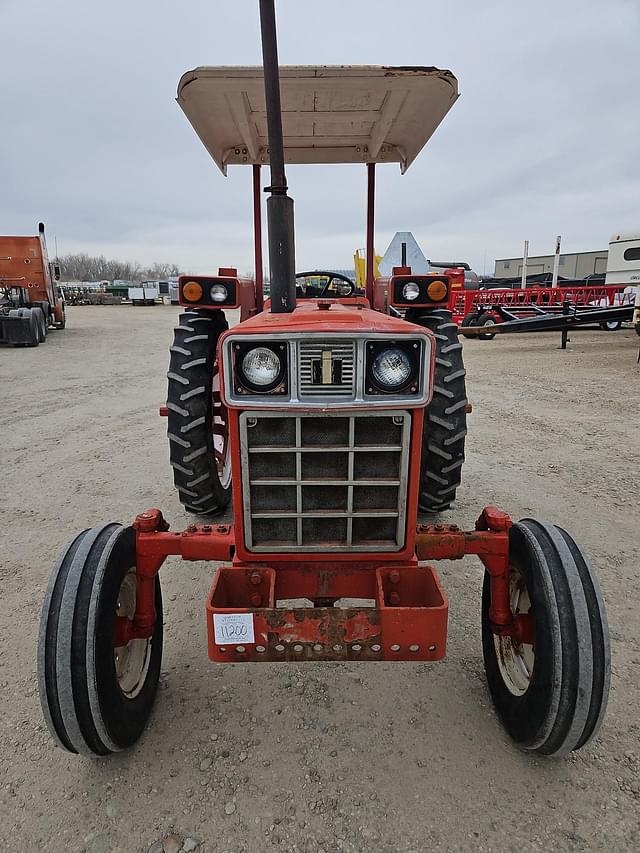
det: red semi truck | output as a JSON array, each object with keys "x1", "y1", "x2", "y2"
[{"x1": 0, "y1": 222, "x2": 66, "y2": 347}]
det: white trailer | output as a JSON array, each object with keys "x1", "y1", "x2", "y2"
[
  {"x1": 128, "y1": 284, "x2": 159, "y2": 306},
  {"x1": 605, "y1": 233, "x2": 640, "y2": 285}
]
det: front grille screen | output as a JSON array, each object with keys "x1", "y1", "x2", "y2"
[
  {"x1": 298, "y1": 340, "x2": 355, "y2": 398},
  {"x1": 240, "y1": 411, "x2": 410, "y2": 552}
]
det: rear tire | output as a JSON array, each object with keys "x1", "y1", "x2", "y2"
[
  {"x1": 55, "y1": 304, "x2": 66, "y2": 329},
  {"x1": 38, "y1": 524, "x2": 163, "y2": 755},
  {"x1": 167, "y1": 310, "x2": 231, "y2": 515},
  {"x1": 408, "y1": 308, "x2": 467, "y2": 512},
  {"x1": 599, "y1": 320, "x2": 622, "y2": 331},
  {"x1": 481, "y1": 519, "x2": 610, "y2": 755},
  {"x1": 32, "y1": 306, "x2": 47, "y2": 342},
  {"x1": 14, "y1": 308, "x2": 39, "y2": 347}
]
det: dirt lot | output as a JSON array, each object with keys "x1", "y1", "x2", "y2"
[{"x1": 1, "y1": 306, "x2": 638, "y2": 853}]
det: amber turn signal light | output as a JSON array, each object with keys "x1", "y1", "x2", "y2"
[
  {"x1": 426, "y1": 279, "x2": 448, "y2": 301},
  {"x1": 182, "y1": 281, "x2": 203, "y2": 302}
]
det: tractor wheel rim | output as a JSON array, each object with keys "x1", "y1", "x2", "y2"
[
  {"x1": 212, "y1": 364, "x2": 231, "y2": 489},
  {"x1": 493, "y1": 567, "x2": 534, "y2": 697},
  {"x1": 114, "y1": 569, "x2": 152, "y2": 699}
]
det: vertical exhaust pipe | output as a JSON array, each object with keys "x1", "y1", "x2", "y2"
[{"x1": 259, "y1": 0, "x2": 296, "y2": 313}]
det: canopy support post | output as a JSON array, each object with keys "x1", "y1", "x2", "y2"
[
  {"x1": 252, "y1": 164, "x2": 264, "y2": 311},
  {"x1": 365, "y1": 162, "x2": 376, "y2": 304}
]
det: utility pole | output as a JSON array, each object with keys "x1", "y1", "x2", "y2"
[
  {"x1": 551, "y1": 235, "x2": 561, "y2": 288},
  {"x1": 521, "y1": 239, "x2": 529, "y2": 290}
]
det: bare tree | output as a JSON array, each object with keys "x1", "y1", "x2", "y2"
[{"x1": 58, "y1": 254, "x2": 179, "y2": 282}]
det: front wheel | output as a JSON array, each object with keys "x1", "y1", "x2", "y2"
[
  {"x1": 476, "y1": 311, "x2": 498, "y2": 340},
  {"x1": 459, "y1": 312, "x2": 479, "y2": 339},
  {"x1": 482, "y1": 519, "x2": 610, "y2": 756},
  {"x1": 38, "y1": 524, "x2": 163, "y2": 755}
]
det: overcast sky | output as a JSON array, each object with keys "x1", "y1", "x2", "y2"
[{"x1": 1, "y1": 0, "x2": 639, "y2": 276}]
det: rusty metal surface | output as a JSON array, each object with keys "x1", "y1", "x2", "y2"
[
  {"x1": 206, "y1": 563, "x2": 448, "y2": 662},
  {"x1": 128, "y1": 507, "x2": 525, "y2": 654}
]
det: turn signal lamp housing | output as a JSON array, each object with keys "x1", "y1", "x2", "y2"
[
  {"x1": 178, "y1": 272, "x2": 240, "y2": 308},
  {"x1": 389, "y1": 274, "x2": 450, "y2": 308}
]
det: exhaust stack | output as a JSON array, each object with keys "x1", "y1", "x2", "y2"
[{"x1": 259, "y1": 0, "x2": 296, "y2": 314}]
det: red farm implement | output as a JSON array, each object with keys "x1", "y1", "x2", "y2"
[
  {"x1": 38, "y1": 0, "x2": 609, "y2": 759},
  {"x1": 453, "y1": 283, "x2": 631, "y2": 336}
]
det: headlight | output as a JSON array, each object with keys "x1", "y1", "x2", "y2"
[
  {"x1": 371, "y1": 347, "x2": 413, "y2": 390},
  {"x1": 402, "y1": 282, "x2": 420, "y2": 301},
  {"x1": 239, "y1": 346, "x2": 284, "y2": 390},
  {"x1": 210, "y1": 283, "x2": 228, "y2": 302}
]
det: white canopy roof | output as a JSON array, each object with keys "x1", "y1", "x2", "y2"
[{"x1": 177, "y1": 65, "x2": 458, "y2": 174}]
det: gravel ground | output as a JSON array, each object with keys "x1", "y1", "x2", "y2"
[{"x1": 0, "y1": 306, "x2": 638, "y2": 853}]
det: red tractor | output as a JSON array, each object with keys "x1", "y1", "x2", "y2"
[{"x1": 38, "y1": 2, "x2": 609, "y2": 758}]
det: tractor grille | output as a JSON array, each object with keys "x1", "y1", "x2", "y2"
[
  {"x1": 240, "y1": 410, "x2": 410, "y2": 552},
  {"x1": 298, "y1": 340, "x2": 355, "y2": 398}
]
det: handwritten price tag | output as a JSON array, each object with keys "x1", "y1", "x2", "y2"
[{"x1": 213, "y1": 612, "x2": 255, "y2": 644}]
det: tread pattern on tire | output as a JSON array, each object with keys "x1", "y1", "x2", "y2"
[
  {"x1": 39, "y1": 525, "x2": 121, "y2": 755},
  {"x1": 408, "y1": 309, "x2": 467, "y2": 512},
  {"x1": 38, "y1": 524, "x2": 163, "y2": 756},
  {"x1": 167, "y1": 310, "x2": 231, "y2": 515},
  {"x1": 555, "y1": 525, "x2": 611, "y2": 749},
  {"x1": 32, "y1": 307, "x2": 46, "y2": 343}
]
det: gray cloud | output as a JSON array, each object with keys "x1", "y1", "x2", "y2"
[{"x1": 1, "y1": 0, "x2": 638, "y2": 275}]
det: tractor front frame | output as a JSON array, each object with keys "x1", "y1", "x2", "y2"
[{"x1": 119, "y1": 505, "x2": 526, "y2": 661}]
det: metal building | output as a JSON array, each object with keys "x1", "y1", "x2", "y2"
[{"x1": 494, "y1": 249, "x2": 607, "y2": 279}]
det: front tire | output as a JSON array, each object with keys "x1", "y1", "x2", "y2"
[
  {"x1": 167, "y1": 310, "x2": 231, "y2": 515},
  {"x1": 38, "y1": 524, "x2": 163, "y2": 755},
  {"x1": 481, "y1": 519, "x2": 610, "y2": 755},
  {"x1": 476, "y1": 311, "x2": 498, "y2": 339},
  {"x1": 408, "y1": 308, "x2": 467, "y2": 513},
  {"x1": 460, "y1": 312, "x2": 479, "y2": 339}
]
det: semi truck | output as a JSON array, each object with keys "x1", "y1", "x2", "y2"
[{"x1": 0, "y1": 223, "x2": 66, "y2": 346}]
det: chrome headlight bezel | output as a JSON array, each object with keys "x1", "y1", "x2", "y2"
[
  {"x1": 365, "y1": 341, "x2": 419, "y2": 395},
  {"x1": 234, "y1": 343, "x2": 288, "y2": 394}
]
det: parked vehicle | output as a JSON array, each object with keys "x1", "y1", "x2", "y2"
[
  {"x1": 605, "y1": 233, "x2": 640, "y2": 286},
  {"x1": 128, "y1": 284, "x2": 159, "y2": 305},
  {"x1": 0, "y1": 223, "x2": 66, "y2": 346}
]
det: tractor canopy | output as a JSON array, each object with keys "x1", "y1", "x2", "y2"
[{"x1": 177, "y1": 65, "x2": 458, "y2": 174}]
